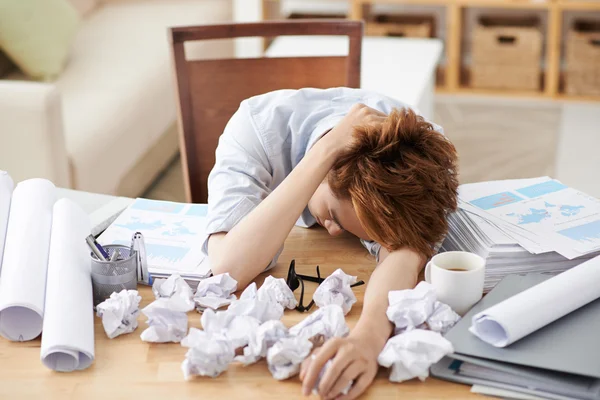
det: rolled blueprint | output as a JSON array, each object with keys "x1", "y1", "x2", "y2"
[
  {"x1": 470, "y1": 254, "x2": 600, "y2": 347},
  {"x1": 0, "y1": 179, "x2": 56, "y2": 341},
  {"x1": 0, "y1": 171, "x2": 14, "y2": 271},
  {"x1": 41, "y1": 199, "x2": 94, "y2": 371}
]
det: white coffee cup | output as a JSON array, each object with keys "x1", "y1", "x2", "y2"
[{"x1": 425, "y1": 251, "x2": 485, "y2": 316}]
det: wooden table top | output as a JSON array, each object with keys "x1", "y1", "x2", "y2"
[{"x1": 0, "y1": 227, "x2": 481, "y2": 399}]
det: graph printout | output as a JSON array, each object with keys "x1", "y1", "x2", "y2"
[
  {"x1": 462, "y1": 177, "x2": 600, "y2": 259},
  {"x1": 99, "y1": 199, "x2": 209, "y2": 274}
]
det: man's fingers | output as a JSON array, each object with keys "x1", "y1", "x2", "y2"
[
  {"x1": 301, "y1": 339, "x2": 342, "y2": 396},
  {"x1": 373, "y1": 108, "x2": 387, "y2": 117},
  {"x1": 299, "y1": 355, "x2": 312, "y2": 381},
  {"x1": 334, "y1": 369, "x2": 376, "y2": 400},
  {"x1": 324, "y1": 361, "x2": 363, "y2": 400},
  {"x1": 317, "y1": 348, "x2": 354, "y2": 396},
  {"x1": 298, "y1": 356, "x2": 310, "y2": 381}
]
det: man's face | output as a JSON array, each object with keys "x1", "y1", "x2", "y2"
[{"x1": 307, "y1": 182, "x2": 371, "y2": 241}]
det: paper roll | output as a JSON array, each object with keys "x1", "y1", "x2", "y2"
[
  {"x1": 41, "y1": 198, "x2": 94, "y2": 371},
  {"x1": 0, "y1": 179, "x2": 56, "y2": 341},
  {"x1": 470, "y1": 254, "x2": 600, "y2": 347},
  {"x1": 0, "y1": 171, "x2": 14, "y2": 271}
]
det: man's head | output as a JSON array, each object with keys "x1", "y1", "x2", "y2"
[{"x1": 307, "y1": 107, "x2": 459, "y2": 258}]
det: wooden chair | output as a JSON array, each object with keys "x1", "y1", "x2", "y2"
[{"x1": 170, "y1": 20, "x2": 363, "y2": 203}]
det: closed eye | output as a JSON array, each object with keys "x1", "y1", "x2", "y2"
[{"x1": 330, "y1": 209, "x2": 346, "y2": 232}]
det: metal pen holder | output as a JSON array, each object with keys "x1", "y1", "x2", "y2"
[{"x1": 90, "y1": 245, "x2": 138, "y2": 307}]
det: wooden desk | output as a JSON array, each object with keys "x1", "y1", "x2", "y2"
[{"x1": 0, "y1": 227, "x2": 480, "y2": 399}]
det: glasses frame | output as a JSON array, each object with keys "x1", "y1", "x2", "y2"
[{"x1": 285, "y1": 259, "x2": 365, "y2": 313}]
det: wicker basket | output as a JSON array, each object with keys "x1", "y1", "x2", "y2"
[
  {"x1": 471, "y1": 16, "x2": 542, "y2": 90},
  {"x1": 566, "y1": 20, "x2": 600, "y2": 96},
  {"x1": 366, "y1": 15, "x2": 434, "y2": 38}
]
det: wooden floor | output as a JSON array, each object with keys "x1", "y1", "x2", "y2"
[
  {"x1": 0, "y1": 228, "x2": 481, "y2": 399},
  {"x1": 145, "y1": 97, "x2": 561, "y2": 202}
]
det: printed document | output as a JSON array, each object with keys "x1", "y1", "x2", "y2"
[{"x1": 99, "y1": 198, "x2": 210, "y2": 279}]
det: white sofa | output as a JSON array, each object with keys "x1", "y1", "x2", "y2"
[{"x1": 0, "y1": 0, "x2": 233, "y2": 196}]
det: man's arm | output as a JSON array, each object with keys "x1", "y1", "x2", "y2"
[
  {"x1": 351, "y1": 247, "x2": 423, "y2": 352},
  {"x1": 300, "y1": 248, "x2": 424, "y2": 399},
  {"x1": 208, "y1": 138, "x2": 338, "y2": 287}
]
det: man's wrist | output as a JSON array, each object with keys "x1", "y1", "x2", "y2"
[
  {"x1": 349, "y1": 318, "x2": 392, "y2": 356},
  {"x1": 313, "y1": 129, "x2": 343, "y2": 160}
]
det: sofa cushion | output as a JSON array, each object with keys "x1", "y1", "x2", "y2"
[
  {"x1": 56, "y1": 0, "x2": 233, "y2": 194},
  {"x1": 0, "y1": 0, "x2": 79, "y2": 81}
]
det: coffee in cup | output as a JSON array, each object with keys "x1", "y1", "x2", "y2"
[{"x1": 425, "y1": 251, "x2": 485, "y2": 316}]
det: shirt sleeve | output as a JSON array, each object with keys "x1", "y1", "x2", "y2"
[
  {"x1": 201, "y1": 102, "x2": 283, "y2": 271},
  {"x1": 360, "y1": 239, "x2": 382, "y2": 263}
]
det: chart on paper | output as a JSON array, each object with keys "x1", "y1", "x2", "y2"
[
  {"x1": 558, "y1": 220, "x2": 600, "y2": 247},
  {"x1": 503, "y1": 199, "x2": 591, "y2": 227},
  {"x1": 99, "y1": 199, "x2": 209, "y2": 275},
  {"x1": 112, "y1": 239, "x2": 196, "y2": 271},
  {"x1": 464, "y1": 177, "x2": 600, "y2": 259},
  {"x1": 114, "y1": 216, "x2": 202, "y2": 239}
]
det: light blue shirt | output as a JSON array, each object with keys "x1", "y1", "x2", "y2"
[{"x1": 203, "y1": 87, "x2": 443, "y2": 269}]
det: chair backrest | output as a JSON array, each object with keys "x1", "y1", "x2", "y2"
[{"x1": 170, "y1": 20, "x2": 363, "y2": 203}]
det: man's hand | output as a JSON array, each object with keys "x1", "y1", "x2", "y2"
[
  {"x1": 299, "y1": 333, "x2": 380, "y2": 400},
  {"x1": 320, "y1": 103, "x2": 387, "y2": 158},
  {"x1": 298, "y1": 249, "x2": 423, "y2": 399}
]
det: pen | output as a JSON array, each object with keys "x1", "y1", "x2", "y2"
[
  {"x1": 130, "y1": 232, "x2": 141, "y2": 281},
  {"x1": 86, "y1": 235, "x2": 107, "y2": 261},
  {"x1": 110, "y1": 251, "x2": 119, "y2": 262},
  {"x1": 136, "y1": 233, "x2": 149, "y2": 285},
  {"x1": 130, "y1": 232, "x2": 150, "y2": 285},
  {"x1": 86, "y1": 234, "x2": 110, "y2": 260}
]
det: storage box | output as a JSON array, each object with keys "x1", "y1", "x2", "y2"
[
  {"x1": 566, "y1": 20, "x2": 600, "y2": 96},
  {"x1": 366, "y1": 14, "x2": 434, "y2": 38},
  {"x1": 471, "y1": 16, "x2": 542, "y2": 90}
]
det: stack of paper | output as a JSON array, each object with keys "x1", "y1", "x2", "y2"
[
  {"x1": 441, "y1": 177, "x2": 600, "y2": 292},
  {"x1": 98, "y1": 198, "x2": 211, "y2": 283}
]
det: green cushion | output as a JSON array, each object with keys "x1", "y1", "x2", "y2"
[{"x1": 0, "y1": 0, "x2": 79, "y2": 81}]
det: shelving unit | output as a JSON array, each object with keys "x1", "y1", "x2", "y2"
[{"x1": 262, "y1": 0, "x2": 600, "y2": 102}]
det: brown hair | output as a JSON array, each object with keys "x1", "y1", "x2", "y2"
[{"x1": 328, "y1": 107, "x2": 459, "y2": 258}]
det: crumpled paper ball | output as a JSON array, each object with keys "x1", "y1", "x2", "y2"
[
  {"x1": 194, "y1": 273, "x2": 238, "y2": 311},
  {"x1": 289, "y1": 304, "x2": 349, "y2": 341},
  {"x1": 140, "y1": 298, "x2": 188, "y2": 343},
  {"x1": 152, "y1": 273, "x2": 195, "y2": 312},
  {"x1": 96, "y1": 289, "x2": 142, "y2": 339},
  {"x1": 266, "y1": 335, "x2": 313, "y2": 380},
  {"x1": 235, "y1": 320, "x2": 289, "y2": 365},
  {"x1": 312, "y1": 269, "x2": 358, "y2": 315},
  {"x1": 181, "y1": 328, "x2": 235, "y2": 379},
  {"x1": 377, "y1": 329, "x2": 454, "y2": 382}
]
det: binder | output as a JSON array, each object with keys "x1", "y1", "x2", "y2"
[{"x1": 431, "y1": 273, "x2": 600, "y2": 400}]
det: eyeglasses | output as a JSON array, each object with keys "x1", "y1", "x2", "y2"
[{"x1": 285, "y1": 259, "x2": 365, "y2": 313}]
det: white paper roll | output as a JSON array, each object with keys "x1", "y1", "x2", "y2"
[
  {"x1": 470, "y1": 254, "x2": 600, "y2": 347},
  {"x1": 41, "y1": 198, "x2": 94, "y2": 371},
  {"x1": 0, "y1": 171, "x2": 14, "y2": 271},
  {"x1": 0, "y1": 179, "x2": 56, "y2": 341}
]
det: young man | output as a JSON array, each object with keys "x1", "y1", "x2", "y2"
[{"x1": 203, "y1": 87, "x2": 459, "y2": 399}]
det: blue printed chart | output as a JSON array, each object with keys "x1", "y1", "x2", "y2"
[
  {"x1": 463, "y1": 177, "x2": 600, "y2": 259},
  {"x1": 99, "y1": 198, "x2": 210, "y2": 277},
  {"x1": 559, "y1": 220, "x2": 600, "y2": 248},
  {"x1": 503, "y1": 200, "x2": 589, "y2": 227}
]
